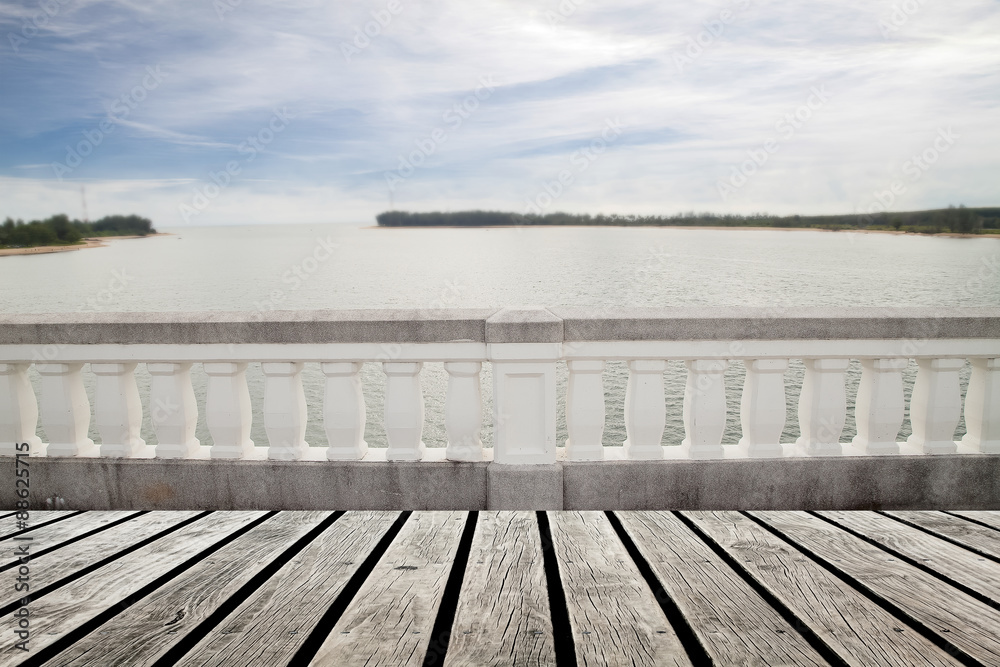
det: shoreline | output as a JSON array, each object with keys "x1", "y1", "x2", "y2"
[
  {"x1": 0, "y1": 232, "x2": 172, "y2": 257},
  {"x1": 365, "y1": 225, "x2": 997, "y2": 238}
]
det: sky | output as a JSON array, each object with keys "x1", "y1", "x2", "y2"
[{"x1": 0, "y1": 0, "x2": 998, "y2": 226}]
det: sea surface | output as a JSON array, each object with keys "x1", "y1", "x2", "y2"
[{"x1": 2, "y1": 224, "x2": 998, "y2": 450}]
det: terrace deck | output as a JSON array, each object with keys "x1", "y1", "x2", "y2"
[{"x1": 2, "y1": 510, "x2": 999, "y2": 666}]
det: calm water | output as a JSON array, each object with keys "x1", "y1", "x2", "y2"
[{"x1": 2, "y1": 224, "x2": 998, "y2": 450}]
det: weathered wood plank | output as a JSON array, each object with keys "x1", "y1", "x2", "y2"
[
  {"x1": 310, "y1": 511, "x2": 467, "y2": 667},
  {"x1": 819, "y1": 511, "x2": 1000, "y2": 602},
  {"x1": 549, "y1": 511, "x2": 691, "y2": 667},
  {"x1": 751, "y1": 510, "x2": 1000, "y2": 664},
  {"x1": 618, "y1": 511, "x2": 827, "y2": 666},
  {"x1": 178, "y1": 511, "x2": 401, "y2": 667},
  {"x1": 0, "y1": 511, "x2": 79, "y2": 539},
  {"x1": 0, "y1": 511, "x2": 203, "y2": 611},
  {"x1": 443, "y1": 511, "x2": 554, "y2": 667},
  {"x1": 948, "y1": 511, "x2": 1000, "y2": 532},
  {"x1": 685, "y1": 511, "x2": 961, "y2": 667},
  {"x1": 0, "y1": 511, "x2": 265, "y2": 666},
  {"x1": 886, "y1": 511, "x2": 1000, "y2": 559},
  {"x1": 40, "y1": 511, "x2": 332, "y2": 667},
  {"x1": 1, "y1": 511, "x2": 140, "y2": 569}
]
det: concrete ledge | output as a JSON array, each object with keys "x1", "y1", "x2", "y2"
[
  {"x1": 3, "y1": 455, "x2": 998, "y2": 510},
  {"x1": 1, "y1": 458, "x2": 487, "y2": 511},
  {"x1": 485, "y1": 308, "x2": 563, "y2": 343},
  {"x1": 549, "y1": 306, "x2": 1000, "y2": 341},
  {"x1": 488, "y1": 463, "x2": 563, "y2": 510}
]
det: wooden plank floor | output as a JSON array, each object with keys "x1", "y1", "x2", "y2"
[{"x1": 2, "y1": 510, "x2": 998, "y2": 666}]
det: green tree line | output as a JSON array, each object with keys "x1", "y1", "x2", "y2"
[
  {"x1": 377, "y1": 206, "x2": 1000, "y2": 234},
  {"x1": 0, "y1": 214, "x2": 156, "y2": 248}
]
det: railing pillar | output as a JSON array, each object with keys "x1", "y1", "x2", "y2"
[
  {"x1": 796, "y1": 358, "x2": 848, "y2": 456},
  {"x1": 565, "y1": 359, "x2": 605, "y2": 461},
  {"x1": 852, "y1": 358, "x2": 906, "y2": 455},
  {"x1": 489, "y1": 344, "x2": 558, "y2": 464},
  {"x1": 148, "y1": 362, "x2": 200, "y2": 459},
  {"x1": 0, "y1": 363, "x2": 42, "y2": 456},
  {"x1": 962, "y1": 358, "x2": 1000, "y2": 454},
  {"x1": 908, "y1": 358, "x2": 964, "y2": 454},
  {"x1": 262, "y1": 361, "x2": 309, "y2": 461},
  {"x1": 444, "y1": 361, "x2": 483, "y2": 462},
  {"x1": 623, "y1": 359, "x2": 666, "y2": 460},
  {"x1": 681, "y1": 359, "x2": 728, "y2": 459},
  {"x1": 92, "y1": 362, "x2": 148, "y2": 457},
  {"x1": 36, "y1": 362, "x2": 95, "y2": 457},
  {"x1": 205, "y1": 362, "x2": 254, "y2": 459},
  {"x1": 321, "y1": 362, "x2": 367, "y2": 461},
  {"x1": 383, "y1": 361, "x2": 425, "y2": 461},
  {"x1": 738, "y1": 358, "x2": 788, "y2": 458}
]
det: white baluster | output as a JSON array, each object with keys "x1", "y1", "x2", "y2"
[
  {"x1": 262, "y1": 362, "x2": 309, "y2": 461},
  {"x1": 0, "y1": 363, "x2": 42, "y2": 456},
  {"x1": 565, "y1": 360, "x2": 605, "y2": 461},
  {"x1": 681, "y1": 359, "x2": 728, "y2": 459},
  {"x1": 796, "y1": 358, "x2": 848, "y2": 456},
  {"x1": 148, "y1": 362, "x2": 200, "y2": 459},
  {"x1": 962, "y1": 358, "x2": 1000, "y2": 454},
  {"x1": 383, "y1": 361, "x2": 425, "y2": 461},
  {"x1": 852, "y1": 358, "x2": 906, "y2": 455},
  {"x1": 205, "y1": 362, "x2": 254, "y2": 459},
  {"x1": 908, "y1": 358, "x2": 964, "y2": 454},
  {"x1": 322, "y1": 362, "x2": 367, "y2": 460},
  {"x1": 445, "y1": 361, "x2": 483, "y2": 462},
  {"x1": 738, "y1": 358, "x2": 788, "y2": 458},
  {"x1": 37, "y1": 363, "x2": 95, "y2": 457},
  {"x1": 92, "y1": 362, "x2": 147, "y2": 457},
  {"x1": 623, "y1": 359, "x2": 666, "y2": 460}
]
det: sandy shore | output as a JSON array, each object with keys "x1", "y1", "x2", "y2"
[{"x1": 0, "y1": 232, "x2": 172, "y2": 257}]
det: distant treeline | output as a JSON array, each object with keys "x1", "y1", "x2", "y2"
[
  {"x1": 376, "y1": 206, "x2": 1000, "y2": 234},
  {"x1": 0, "y1": 214, "x2": 156, "y2": 248}
]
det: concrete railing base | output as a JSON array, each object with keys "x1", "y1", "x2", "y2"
[{"x1": 4, "y1": 455, "x2": 998, "y2": 511}]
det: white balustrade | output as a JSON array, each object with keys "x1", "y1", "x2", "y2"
[
  {"x1": 148, "y1": 362, "x2": 200, "y2": 459},
  {"x1": 0, "y1": 363, "x2": 42, "y2": 455},
  {"x1": 565, "y1": 360, "x2": 606, "y2": 461},
  {"x1": 962, "y1": 358, "x2": 1000, "y2": 454},
  {"x1": 852, "y1": 358, "x2": 906, "y2": 455},
  {"x1": 908, "y1": 358, "x2": 964, "y2": 454},
  {"x1": 0, "y1": 311, "x2": 996, "y2": 468},
  {"x1": 205, "y1": 362, "x2": 254, "y2": 459},
  {"x1": 262, "y1": 362, "x2": 310, "y2": 461},
  {"x1": 92, "y1": 362, "x2": 148, "y2": 457},
  {"x1": 444, "y1": 361, "x2": 483, "y2": 462},
  {"x1": 681, "y1": 359, "x2": 728, "y2": 459},
  {"x1": 796, "y1": 358, "x2": 848, "y2": 456},
  {"x1": 383, "y1": 361, "x2": 425, "y2": 461},
  {"x1": 738, "y1": 358, "x2": 788, "y2": 458},
  {"x1": 37, "y1": 362, "x2": 95, "y2": 457},
  {"x1": 322, "y1": 362, "x2": 367, "y2": 460},
  {"x1": 623, "y1": 359, "x2": 666, "y2": 460}
]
